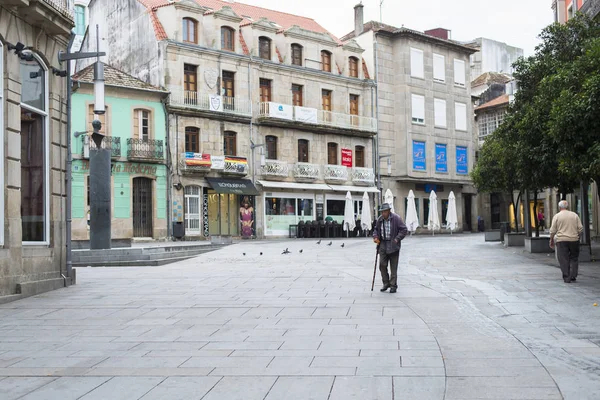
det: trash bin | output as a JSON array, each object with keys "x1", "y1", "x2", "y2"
[
  {"x1": 478, "y1": 219, "x2": 485, "y2": 232},
  {"x1": 173, "y1": 221, "x2": 185, "y2": 239}
]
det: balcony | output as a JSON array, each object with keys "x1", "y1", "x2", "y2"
[
  {"x1": 223, "y1": 156, "x2": 249, "y2": 177},
  {"x1": 324, "y1": 165, "x2": 349, "y2": 184},
  {"x1": 126, "y1": 139, "x2": 164, "y2": 163},
  {"x1": 180, "y1": 153, "x2": 211, "y2": 175},
  {"x1": 257, "y1": 102, "x2": 377, "y2": 135},
  {"x1": 169, "y1": 89, "x2": 252, "y2": 118},
  {"x1": 351, "y1": 167, "x2": 375, "y2": 186},
  {"x1": 9, "y1": 0, "x2": 74, "y2": 35},
  {"x1": 82, "y1": 135, "x2": 121, "y2": 159},
  {"x1": 261, "y1": 160, "x2": 290, "y2": 180},
  {"x1": 293, "y1": 163, "x2": 320, "y2": 182}
]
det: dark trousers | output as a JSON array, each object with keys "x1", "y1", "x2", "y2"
[
  {"x1": 557, "y1": 241, "x2": 580, "y2": 281},
  {"x1": 379, "y1": 250, "x2": 399, "y2": 288}
]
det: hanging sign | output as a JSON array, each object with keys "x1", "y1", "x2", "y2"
[
  {"x1": 435, "y1": 144, "x2": 447, "y2": 173},
  {"x1": 341, "y1": 148, "x2": 353, "y2": 167},
  {"x1": 456, "y1": 146, "x2": 468, "y2": 175},
  {"x1": 413, "y1": 141, "x2": 426, "y2": 171}
]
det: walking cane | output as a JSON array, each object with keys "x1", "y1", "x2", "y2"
[{"x1": 371, "y1": 245, "x2": 379, "y2": 291}]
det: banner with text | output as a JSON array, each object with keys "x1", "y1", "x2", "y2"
[{"x1": 413, "y1": 141, "x2": 426, "y2": 171}]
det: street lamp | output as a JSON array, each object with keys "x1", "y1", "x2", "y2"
[{"x1": 93, "y1": 62, "x2": 105, "y2": 115}]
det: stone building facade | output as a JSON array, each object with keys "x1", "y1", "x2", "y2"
[
  {"x1": 346, "y1": 16, "x2": 478, "y2": 232},
  {"x1": 70, "y1": 63, "x2": 169, "y2": 243},
  {"x1": 0, "y1": 0, "x2": 74, "y2": 298},
  {"x1": 78, "y1": 0, "x2": 378, "y2": 239}
]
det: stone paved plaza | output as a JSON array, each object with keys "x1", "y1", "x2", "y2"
[{"x1": 0, "y1": 234, "x2": 599, "y2": 399}]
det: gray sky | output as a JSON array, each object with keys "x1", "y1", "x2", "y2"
[{"x1": 245, "y1": 0, "x2": 554, "y2": 56}]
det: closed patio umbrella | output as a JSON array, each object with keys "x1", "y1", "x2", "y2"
[
  {"x1": 343, "y1": 191, "x2": 356, "y2": 237},
  {"x1": 361, "y1": 192, "x2": 372, "y2": 233},
  {"x1": 405, "y1": 190, "x2": 420, "y2": 234},
  {"x1": 427, "y1": 190, "x2": 440, "y2": 235},
  {"x1": 384, "y1": 189, "x2": 395, "y2": 214},
  {"x1": 446, "y1": 191, "x2": 458, "y2": 234}
]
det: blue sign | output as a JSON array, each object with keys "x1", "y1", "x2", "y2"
[
  {"x1": 413, "y1": 141, "x2": 426, "y2": 171},
  {"x1": 435, "y1": 144, "x2": 447, "y2": 173},
  {"x1": 456, "y1": 146, "x2": 468, "y2": 174}
]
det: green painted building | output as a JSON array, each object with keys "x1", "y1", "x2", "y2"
[{"x1": 71, "y1": 63, "x2": 169, "y2": 242}]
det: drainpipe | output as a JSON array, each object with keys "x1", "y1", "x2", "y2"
[
  {"x1": 373, "y1": 32, "x2": 382, "y2": 206},
  {"x1": 65, "y1": 32, "x2": 76, "y2": 280},
  {"x1": 162, "y1": 96, "x2": 172, "y2": 239}
]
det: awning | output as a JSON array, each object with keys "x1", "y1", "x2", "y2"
[
  {"x1": 257, "y1": 180, "x2": 331, "y2": 191},
  {"x1": 327, "y1": 185, "x2": 380, "y2": 193},
  {"x1": 206, "y1": 178, "x2": 259, "y2": 195}
]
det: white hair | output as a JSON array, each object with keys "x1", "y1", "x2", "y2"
[{"x1": 559, "y1": 200, "x2": 569, "y2": 210}]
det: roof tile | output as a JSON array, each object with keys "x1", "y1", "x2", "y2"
[
  {"x1": 475, "y1": 94, "x2": 510, "y2": 111},
  {"x1": 72, "y1": 62, "x2": 166, "y2": 92}
]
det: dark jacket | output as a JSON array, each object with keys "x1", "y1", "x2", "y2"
[{"x1": 373, "y1": 213, "x2": 408, "y2": 254}]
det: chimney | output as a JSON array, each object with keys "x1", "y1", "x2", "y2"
[
  {"x1": 424, "y1": 28, "x2": 451, "y2": 40},
  {"x1": 354, "y1": 2, "x2": 364, "y2": 38}
]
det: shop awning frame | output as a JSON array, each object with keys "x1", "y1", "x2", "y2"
[
  {"x1": 206, "y1": 178, "x2": 260, "y2": 195},
  {"x1": 256, "y1": 180, "x2": 380, "y2": 194}
]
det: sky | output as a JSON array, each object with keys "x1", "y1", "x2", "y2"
[{"x1": 239, "y1": 0, "x2": 555, "y2": 56}]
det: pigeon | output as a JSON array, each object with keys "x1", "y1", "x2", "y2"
[
  {"x1": 282, "y1": 248, "x2": 291, "y2": 255},
  {"x1": 299, "y1": 249, "x2": 303, "y2": 253},
  {"x1": 243, "y1": 253, "x2": 246, "y2": 256},
  {"x1": 327, "y1": 241, "x2": 333, "y2": 246},
  {"x1": 316, "y1": 240, "x2": 321, "y2": 244},
  {"x1": 260, "y1": 252, "x2": 263, "y2": 256},
  {"x1": 341, "y1": 243, "x2": 345, "y2": 248}
]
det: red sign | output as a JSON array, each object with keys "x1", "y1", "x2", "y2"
[{"x1": 341, "y1": 148, "x2": 353, "y2": 167}]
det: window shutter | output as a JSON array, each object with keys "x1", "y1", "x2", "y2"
[
  {"x1": 133, "y1": 110, "x2": 140, "y2": 139},
  {"x1": 433, "y1": 54, "x2": 445, "y2": 82},
  {"x1": 454, "y1": 59, "x2": 466, "y2": 86},
  {"x1": 455, "y1": 102, "x2": 467, "y2": 131},
  {"x1": 434, "y1": 99, "x2": 447, "y2": 128},
  {"x1": 410, "y1": 48, "x2": 424, "y2": 79},
  {"x1": 411, "y1": 94, "x2": 425, "y2": 123}
]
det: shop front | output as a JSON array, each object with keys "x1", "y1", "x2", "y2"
[{"x1": 203, "y1": 177, "x2": 259, "y2": 238}]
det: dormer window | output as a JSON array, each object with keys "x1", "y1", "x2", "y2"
[
  {"x1": 349, "y1": 57, "x2": 359, "y2": 78},
  {"x1": 321, "y1": 50, "x2": 332, "y2": 72},
  {"x1": 221, "y1": 26, "x2": 235, "y2": 51},
  {"x1": 291, "y1": 44, "x2": 303, "y2": 66},
  {"x1": 183, "y1": 18, "x2": 198, "y2": 44},
  {"x1": 259, "y1": 36, "x2": 271, "y2": 60}
]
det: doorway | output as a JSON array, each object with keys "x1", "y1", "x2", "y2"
[
  {"x1": 464, "y1": 195, "x2": 472, "y2": 231},
  {"x1": 133, "y1": 177, "x2": 153, "y2": 237},
  {"x1": 207, "y1": 190, "x2": 238, "y2": 236},
  {"x1": 185, "y1": 185, "x2": 201, "y2": 236}
]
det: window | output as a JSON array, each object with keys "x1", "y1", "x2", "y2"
[
  {"x1": 433, "y1": 53, "x2": 445, "y2": 82},
  {"x1": 434, "y1": 98, "x2": 447, "y2": 128},
  {"x1": 134, "y1": 109, "x2": 151, "y2": 141},
  {"x1": 185, "y1": 127, "x2": 200, "y2": 153},
  {"x1": 182, "y1": 18, "x2": 198, "y2": 44},
  {"x1": 321, "y1": 50, "x2": 332, "y2": 72},
  {"x1": 349, "y1": 57, "x2": 359, "y2": 78},
  {"x1": 20, "y1": 53, "x2": 48, "y2": 243},
  {"x1": 260, "y1": 79, "x2": 272, "y2": 102},
  {"x1": 411, "y1": 94, "x2": 425, "y2": 124},
  {"x1": 222, "y1": 71, "x2": 235, "y2": 110},
  {"x1": 322, "y1": 90, "x2": 332, "y2": 111},
  {"x1": 478, "y1": 111, "x2": 505, "y2": 139},
  {"x1": 349, "y1": 94, "x2": 359, "y2": 126},
  {"x1": 259, "y1": 36, "x2": 271, "y2": 60},
  {"x1": 291, "y1": 44, "x2": 303, "y2": 66},
  {"x1": 454, "y1": 59, "x2": 466, "y2": 86},
  {"x1": 221, "y1": 26, "x2": 235, "y2": 51},
  {"x1": 298, "y1": 139, "x2": 309, "y2": 163},
  {"x1": 184, "y1": 64, "x2": 197, "y2": 104},
  {"x1": 355, "y1": 146, "x2": 365, "y2": 168},
  {"x1": 266, "y1": 135, "x2": 278, "y2": 160},
  {"x1": 74, "y1": 5, "x2": 86, "y2": 36},
  {"x1": 0, "y1": 42, "x2": 3, "y2": 244},
  {"x1": 455, "y1": 102, "x2": 467, "y2": 131},
  {"x1": 224, "y1": 131, "x2": 237, "y2": 156},
  {"x1": 410, "y1": 48, "x2": 424, "y2": 79},
  {"x1": 86, "y1": 176, "x2": 90, "y2": 207},
  {"x1": 327, "y1": 142, "x2": 338, "y2": 165},
  {"x1": 292, "y1": 84, "x2": 303, "y2": 107}
]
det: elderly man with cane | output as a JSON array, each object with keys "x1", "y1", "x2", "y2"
[
  {"x1": 372, "y1": 203, "x2": 408, "y2": 293},
  {"x1": 549, "y1": 200, "x2": 583, "y2": 283}
]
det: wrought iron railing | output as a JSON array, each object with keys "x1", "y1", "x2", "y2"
[
  {"x1": 169, "y1": 89, "x2": 252, "y2": 117},
  {"x1": 83, "y1": 135, "x2": 121, "y2": 158},
  {"x1": 127, "y1": 139, "x2": 164, "y2": 161},
  {"x1": 44, "y1": 0, "x2": 74, "y2": 18},
  {"x1": 351, "y1": 167, "x2": 375, "y2": 186},
  {"x1": 261, "y1": 160, "x2": 290, "y2": 179},
  {"x1": 293, "y1": 163, "x2": 320, "y2": 180},
  {"x1": 223, "y1": 157, "x2": 249, "y2": 176},
  {"x1": 324, "y1": 165, "x2": 349, "y2": 183}
]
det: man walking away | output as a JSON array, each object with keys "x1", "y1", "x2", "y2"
[
  {"x1": 549, "y1": 200, "x2": 583, "y2": 283},
  {"x1": 373, "y1": 203, "x2": 408, "y2": 293}
]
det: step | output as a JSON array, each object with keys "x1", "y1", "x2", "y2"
[
  {"x1": 74, "y1": 255, "x2": 199, "y2": 267},
  {"x1": 72, "y1": 246, "x2": 226, "y2": 267},
  {"x1": 72, "y1": 244, "x2": 225, "y2": 261}
]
